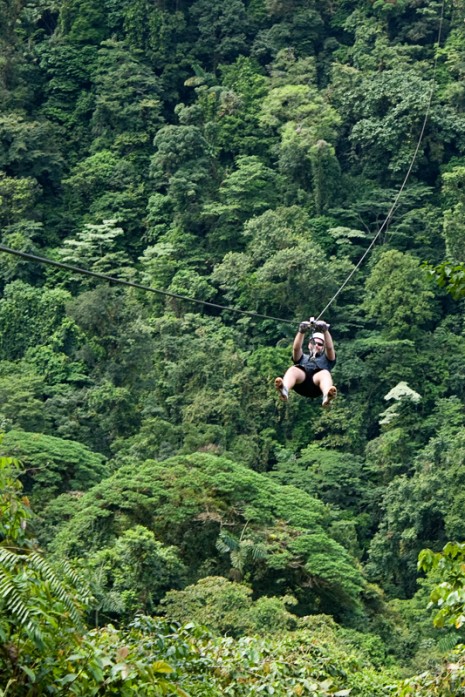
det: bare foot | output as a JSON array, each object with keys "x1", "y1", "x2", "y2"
[
  {"x1": 274, "y1": 377, "x2": 289, "y2": 401},
  {"x1": 322, "y1": 386, "x2": 337, "y2": 408}
]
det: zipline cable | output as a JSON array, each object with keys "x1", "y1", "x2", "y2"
[
  {"x1": 0, "y1": 243, "x2": 296, "y2": 325},
  {"x1": 316, "y1": 0, "x2": 446, "y2": 321}
]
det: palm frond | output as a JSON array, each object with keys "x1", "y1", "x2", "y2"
[{"x1": 216, "y1": 530, "x2": 239, "y2": 554}]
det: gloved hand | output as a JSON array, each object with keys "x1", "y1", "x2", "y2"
[
  {"x1": 298, "y1": 321, "x2": 312, "y2": 334},
  {"x1": 314, "y1": 320, "x2": 330, "y2": 332}
]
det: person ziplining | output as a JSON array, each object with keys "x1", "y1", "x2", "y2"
[{"x1": 274, "y1": 318, "x2": 337, "y2": 408}]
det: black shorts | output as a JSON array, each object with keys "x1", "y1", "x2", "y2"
[{"x1": 293, "y1": 366, "x2": 323, "y2": 399}]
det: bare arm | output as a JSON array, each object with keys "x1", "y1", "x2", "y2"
[
  {"x1": 292, "y1": 329, "x2": 305, "y2": 363},
  {"x1": 323, "y1": 329, "x2": 336, "y2": 361}
]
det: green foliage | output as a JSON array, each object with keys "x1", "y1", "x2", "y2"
[
  {"x1": 91, "y1": 39, "x2": 162, "y2": 149},
  {"x1": 0, "y1": 361, "x2": 49, "y2": 432},
  {"x1": 212, "y1": 213, "x2": 353, "y2": 319},
  {"x1": 150, "y1": 124, "x2": 214, "y2": 222},
  {"x1": 397, "y1": 650, "x2": 465, "y2": 697},
  {"x1": 63, "y1": 151, "x2": 145, "y2": 235},
  {"x1": 52, "y1": 453, "x2": 366, "y2": 618},
  {"x1": 0, "y1": 172, "x2": 39, "y2": 228},
  {"x1": 0, "y1": 442, "x2": 27, "y2": 546},
  {"x1": 160, "y1": 576, "x2": 296, "y2": 636},
  {"x1": 4, "y1": 0, "x2": 465, "y2": 687},
  {"x1": 0, "y1": 450, "x2": 396, "y2": 696},
  {"x1": 35, "y1": 41, "x2": 97, "y2": 157},
  {"x1": 418, "y1": 542, "x2": 465, "y2": 631},
  {"x1": 203, "y1": 155, "x2": 281, "y2": 253},
  {"x1": 339, "y1": 64, "x2": 465, "y2": 180},
  {"x1": 0, "y1": 454, "x2": 90, "y2": 691},
  {"x1": 85, "y1": 525, "x2": 186, "y2": 622},
  {"x1": 366, "y1": 415, "x2": 465, "y2": 598},
  {"x1": 396, "y1": 541, "x2": 465, "y2": 695},
  {"x1": 0, "y1": 222, "x2": 45, "y2": 285},
  {"x1": 60, "y1": 0, "x2": 108, "y2": 44},
  {"x1": 189, "y1": 0, "x2": 249, "y2": 70},
  {"x1": 363, "y1": 250, "x2": 437, "y2": 338},
  {"x1": 215, "y1": 56, "x2": 269, "y2": 156},
  {"x1": 58, "y1": 219, "x2": 135, "y2": 283},
  {"x1": 270, "y1": 444, "x2": 366, "y2": 511},
  {"x1": 191, "y1": 616, "x2": 395, "y2": 697},
  {"x1": 269, "y1": 444, "x2": 371, "y2": 558},
  {"x1": 0, "y1": 114, "x2": 64, "y2": 182},
  {"x1": 0, "y1": 429, "x2": 108, "y2": 508},
  {"x1": 129, "y1": 615, "x2": 396, "y2": 697},
  {"x1": 0, "y1": 442, "x2": 193, "y2": 696},
  {"x1": 0, "y1": 281, "x2": 71, "y2": 360},
  {"x1": 258, "y1": 54, "x2": 342, "y2": 202},
  {"x1": 427, "y1": 260, "x2": 465, "y2": 300}
]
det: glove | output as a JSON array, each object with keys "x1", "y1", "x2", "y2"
[
  {"x1": 298, "y1": 321, "x2": 312, "y2": 334},
  {"x1": 314, "y1": 320, "x2": 330, "y2": 332}
]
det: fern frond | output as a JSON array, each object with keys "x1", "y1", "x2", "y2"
[
  {"x1": 28, "y1": 553, "x2": 84, "y2": 630},
  {"x1": 0, "y1": 548, "x2": 22, "y2": 570},
  {"x1": 60, "y1": 558, "x2": 95, "y2": 608},
  {"x1": 0, "y1": 563, "x2": 44, "y2": 644},
  {"x1": 0, "y1": 547, "x2": 84, "y2": 642},
  {"x1": 438, "y1": 633, "x2": 460, "y2": 652}
]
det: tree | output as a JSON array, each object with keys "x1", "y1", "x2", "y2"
[
  {"x1": 0, "y1": 0, "x2": 33, "y2": 112},
  {"x1": 249, "y1": 239, "x2": 352, "y2": 320},
  {"x1": 0, "y1": 429, "x2": 108, "y2": 509},
  {"x1": 397, "y1": 540, "x2": 465, "y2": 695},
  {"x1": 269, "y1": 443, "x2": 367, "y2": 514},
  {"x1": 60, "y1": 0, "x2": 108, "y2": 44},
  {"x1": 339, "y1": 64, "x2": 465, "y2": 182},
  {"x1": 85, "y1": 525, "x2": 186, "y2": 622},
  {"x1": 251, "y1": 2, "x2": 325, "y2": 60},
  {"x1": 0, "y1": 114, "x2": 64, "y2": 184},
  {"x1": 0, "y1": 173, "x2": 39, "y2": 228},
  {"x1": 58, "y1": 219, "x2": 135, "y2": 283},
  {"x1": 160, "y1": 576, "x2": 296, "y2": 636},
  {"x1": 51, "y1": 452, "x2": 366, "y2": 620},
  {"x1": 0, "y1": 281, "x2": 71, "y2": 361},
  {"x1": 215, "y1": 56, "x2": 269, "y2": 157},
  {"x1": 309, "y1": 139, "x2": 343, "y2": 214},
  {"x1": 258, "y1": 55, "x2": 342, "y2": 200},
  {"x1": 35, "y1": 41, "x2": 97, "y2": 159},
  {"x1": 203, "y1": 155, "x2": 280, "y2": 253},
  {"x1": 366, "y1": 414, "x2": 465, "y2": 598},
  {"x1": 0, "y1": 453, "x2": 189, "y2": 696},
  {"x1": 189, "y1": 0, "x2": 249, "y2": 71},
  {"x1": 0, "y1": 451, "x2": 89, "y2": 692},
  {"x1": 0, "y1": 362, "x2": 49, "y2": 432},
  {"x1": 363, "y1": 250, "x2": 437, "y2": 338},
  {"x1": 428, "y1": 260, "x2": 465, "y2": 300},
  {"x1": 419, "y1": 542, "x2": 465, "y2": 631},
  {"x1": 0, "y1": 222, "x2": 45, "y2": 285},
  {"x1": 91, "y1": 39, "x2": 162, "y2": 154},
  {"x1": 63, "y1": 151, "x2": 146, "y2": 237},
  {"x1": 150, "y1": 123, "x2": 214, "y2": 224}
]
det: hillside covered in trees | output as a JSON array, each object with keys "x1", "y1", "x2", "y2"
[{"x1": 2, "y1": 0, "x2": 465, "y2": 693}]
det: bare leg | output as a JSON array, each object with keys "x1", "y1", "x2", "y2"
[
  {"x1": 313, "y1": 370, "x2": 337, "y2": 407},
  {"x1": 275, "y1": 366, "x2": 306, "y2": 401}
]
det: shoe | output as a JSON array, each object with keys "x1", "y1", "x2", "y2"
[
  {"x1": 274, "y1": 377, "x2": 289, "y2": 401},
  {"x1": 322, "y1": 386, "x2": 337, "y2": 408}
]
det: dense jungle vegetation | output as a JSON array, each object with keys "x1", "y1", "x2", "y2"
[{"x1": 3, "y1": 0, "x2": 465, "y2": 693}]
